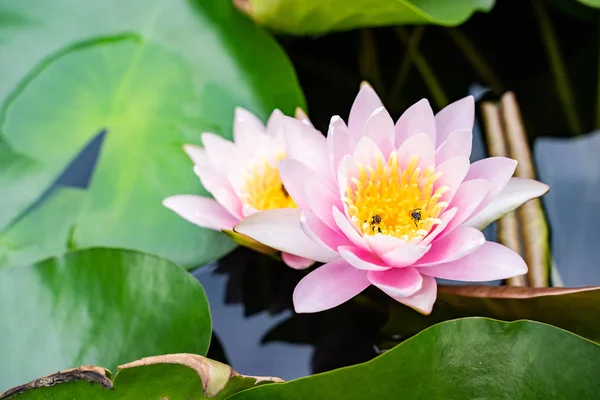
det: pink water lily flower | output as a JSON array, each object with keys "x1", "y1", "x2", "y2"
[
  {"x1": 235, "y1": 84, "x2": 549, "y2": 315},
  {"x1": 163, "y1": 108, "x2": 333, "y2": 269}
]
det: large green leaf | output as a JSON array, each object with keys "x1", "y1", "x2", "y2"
[
  {"x1": 576, "y1": 0, "x2": 600, "y2": 7},
  {"x1": 233, "y1": 318, "x2": 600, "y2": 399},
  {"x1": 0, "y1": 186, "x2": 85, "y2": 269},
  {"x1": 0, "y1": 248, "x2": 212, "y2": 392},
  {"x1": 0, "y1": 0, "x2": 305, "y2": 268},
  {"x1": 1, "y1": 354, "x2": 282, "y2": 400},
  {"x1": 234, "y1": 0, "x2": 495, "y2": 35},
  {"x1": 383, "y1": 285, "x2": 600, "y2": 343}
]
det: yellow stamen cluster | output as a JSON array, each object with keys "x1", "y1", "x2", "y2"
[
  {"x1": 242, "y1": 155, "x2": 297, "y2": 210},
  {"x1": 342, "y1": 152, "x2": 448, "y2": 242}
]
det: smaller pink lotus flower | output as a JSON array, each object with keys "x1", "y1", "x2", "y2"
[
  {"x1": 235, "y1": 84, "x2": 549, "y2": 315},
  {"x1": 162, "y1": 108, "x2": 334, "y2": 269}
]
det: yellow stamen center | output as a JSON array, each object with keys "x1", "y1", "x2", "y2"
[
  {"x1": 342, "y1": 152, "x2": 449, "y2": 242},
  {"x1": 242, "y1": 154, "x2": 296, "y2": 210}
]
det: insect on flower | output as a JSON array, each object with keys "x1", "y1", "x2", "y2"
[{"x1": 410, "y1": 208, "x2": 422, "y2": 228}]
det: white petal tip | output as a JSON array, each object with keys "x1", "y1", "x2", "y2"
[
  {"x1": 413, "y1": 305, "x2": 434, "y2": 315},
  {"x1": 162, "y1": 196, "x2": 177, "y2": 209},
  {"x1": 270, "y1": 108, "x2": 284, "y2": 117}
]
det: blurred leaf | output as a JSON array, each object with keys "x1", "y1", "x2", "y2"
[
  {"x1": 0, "y1": 186, "x2": 84, "y2": 269},
  {"x1": 576, "y1": 0, "x2": 600, "y2": 7},
  {"x1": 1, "y1": 354, "x2": 282, "y2": 400},
  {"x1": 0, "y1": 248, "x2": 212, "y2": 392},
  {"x1": 233, "y1": 319, "x2": 600, "y2": 399},
  {"x1": 383, "y1": 285, "x2": 600, "y2": 344},
  {"x1": 549, "y1": 0, "x2": 600, "y2": 21},
  {"x1": 0, "y1": 0, "x2": 305, "y2": 268},
  {"x1": 235, "y1": 0, "x2": 495, "y2": 35}
]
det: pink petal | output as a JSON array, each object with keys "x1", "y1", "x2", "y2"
[
  {"x1": 183, "y1": 144, "x2": 210, "y2": 167},
  {"x1": 440, "y1": 179, "x2": 491, "y2": 236},
  {"x1": 434, "y1": 129, "x2": 473, "y2": 165},
  {"x1": 301, "y1": 210, "x2": 349, "y2": 252},
  {"x1": 193, "y1": 165, "x2": 243, "y2": 220},
  {"x1": 234, "y1": 208, "x2": 338, "y2": 263},
  {"x1": 421, "y1": 207, "x2": 458, "y2": 246},
  {"x1": 278, "y1": 159, "x2": 314, "y2": 209},
  {"x1": 348, "y1": 82, "x2": 384, "y2": 137},
  {"x1": 393, "y1": 275, "x2": 437, "y2": 315},
  {"x1": 434, "y1": 156, "x2": 471, "y2": 203},
  {"x1": 464, "y1": 157, "x2": 517, "y2": 216},
  {"x1": 364, "y1": 235, "x2": 430, "y2": 267},
  {"x1": 242, "y1": 205, "x2": 258, "y2": 218},
  {"x1": 353, "y1": 136, "x2": 384, "y2": 167},
  {"x1": 395, "y1": 99, "x2": 436, "y2": 147},
  {"x1": 363, "y1": 234, "x2": 405, "y2": 255},
  {"x1": 338, "y1": 245, "x2": 390, "y2": 271},
  {"x1": 305, "y1": 178, "x2": 343, "y2": 232},
  {"x1": 201, "y1": 133, "x2": 243, "y2": 173},
  {"x1": 266, "y1": 109, "x2": 286, "y2": 147},
  {"x1": 337, "y1": 155, "x2": 358, "y2": 196},
  {"x1": 282, "y1": 117, "x2": 330, "y2": 179},
  {"x1": 435, "y1": 96, "x2": 474, "y2": 144},
  {"x1": 362, "y1": 106, "x2": 394, "y2": 156},
  {"x1": 282, "y1": 252, "x2": 314, "y2": 270},
  {"x1": 327, "y1": 116, "x2": 355, "y2": 171},
  {"x1": 234, "y1": 107, "x2": 265, "y2": 150},
  {"x1": 463, "y1": 177, "x2": 550, "y2": 230},
  {"x1": 235, "y1": 107, "x2": 264, "y2": 129},
  {"x1": 381, "y1": 243, "x2": 431, "y2": 268},
  {"x1": 396, "y1": 133, "x2": 435, "y2": 171},
  {"x1": 416, "y1": 227, "x2": 485, "y2": 266},
  {"x1": 293, "y1": 258, "x2": 371, "y2": 313},
  {"x1": 418, "y1": 241, "x2": 527, "y2": 281},
  {"x1": 266, "y1": 108, "x2": 284, "y2": 134},
  {"x1": 367, "y1": 267, "x2": 423, "y2": 298},
  {"x1": 162, "y1": 195, "x2": 238, "y2": 231},
  {"x1": 332, "y1": 207, "x2": 368, "y2": 250}
]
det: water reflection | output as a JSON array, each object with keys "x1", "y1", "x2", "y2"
[
  {"x1": 193, "y1": 247, "x2": 387, "y2": 378},
  {"x1": 192, "y1": 250, "x2": 313, "y2": 380}
]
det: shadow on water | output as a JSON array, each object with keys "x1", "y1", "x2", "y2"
[{"x1": 193, "y1": 247, "x2": 387, "y2": 378}]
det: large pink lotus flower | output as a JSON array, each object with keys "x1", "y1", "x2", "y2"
[
  {"x1": 235, "y1": 84, "x2": 550, "y2": 314},
  {"x1": 163, "y1": 108, "x2": 334, "y2": 269}
]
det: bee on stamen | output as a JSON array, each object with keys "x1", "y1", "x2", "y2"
[
  {"x1": 371, "y1": 214, "x2": 382, "y2": 233},
  {"x1": 410, "y1": 208, "x2": 422, "y2": 228}
]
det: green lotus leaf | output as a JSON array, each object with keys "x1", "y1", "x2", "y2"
[
  {"x1": 234, "y1": 318, "x2": 600, "y2": 399},
  {"x1": 0, "y1": 0, "x2": 305, "y2": 268},
  {"x1": 0, "y1": 248, "x2": 212, "y2": 392},
  {"x1": 234, "y1": 0, "x2": 495, "y2": 35},
  {"x1": 0, "y1": 354, "x2": 282, "y2": 400}
]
